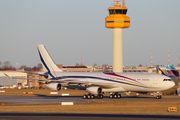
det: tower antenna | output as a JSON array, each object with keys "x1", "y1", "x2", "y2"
[{"x1": 151, "y1": 51, "x2": 153, "y2": 73}]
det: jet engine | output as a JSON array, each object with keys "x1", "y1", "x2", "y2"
[
  {"x1": 86, "y1": 86, "x2": 102, "y2": 94},
  {"x1": 45, "y1": 83, "x2": 61, "y2": 91}
]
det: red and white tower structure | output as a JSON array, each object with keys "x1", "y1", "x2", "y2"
[
  {"x1": 151, "y1": 51, "x2": 153, "y2": 73},
  {"x1": 168, "y1": 49, "x2": 170, "y2": 64}
]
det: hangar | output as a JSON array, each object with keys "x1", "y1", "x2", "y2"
[{"x1": 0, "y1": 71, "x2": 27, "y2": 87}]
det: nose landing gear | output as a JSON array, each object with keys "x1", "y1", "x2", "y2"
[
  {"x1": 156, "y1": 95, "x2": 162, "y2": 99},
  {"x1": 156, "y1": 92, "x2": 162, "y2": 99}
]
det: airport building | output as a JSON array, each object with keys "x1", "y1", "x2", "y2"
[
  {"x1": 57, "y1": 64, "x2": 93, "y2": 72},
  {"x1": 123, "y1": 65, "x2": 180, "y2": 74},
  {"x1": 0, "y1": 71, "x2": 27, "y2": 87}
]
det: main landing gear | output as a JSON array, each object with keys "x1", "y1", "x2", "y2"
[
  {"x1": 83, "y1": 93, "x2": 103, "y2": 99},
  {"x1": 109, "y1": 93, "x2": 121, "y2": 99},
  {"x1": 83, "y1": 94, "x2": 95, "y2": 99}
]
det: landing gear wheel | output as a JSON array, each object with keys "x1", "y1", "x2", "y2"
[
  {"x1": 117, "y1": 94, "x2": 121, "y2": 99},
  {"x1": 91, "y1": 95, "x2": 95, "y2": 99},
  {"x1": 110, "y1": 94, "x2": 114, "y2": 99},
  {"x1": 114, "y1": 94, "x2": 117, "y2": 99},
  {"x1": 98, "y1": 94, "x2": 103, "y2": 99},
  {"x1": 83, "y1": 94, "x2": 87, "y2": 99},
  {"x1": 87, "y1": 94, "x2": 91, "y2": 99},
  {"x1": 100, "y1": 94, "x2": 103, "y2": 99},
  {"x1": 156, "y1": 95, "x2": 162, "y2": 99},
  {"x1": 97, "y1": 95, "x2": 100, "y2": 99}
]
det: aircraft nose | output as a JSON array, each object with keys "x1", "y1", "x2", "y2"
[{"x1": 170, "y1": 81, "x2": 175, "y2": 88}]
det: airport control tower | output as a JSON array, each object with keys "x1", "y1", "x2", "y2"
[{"x1": 106, "y1": 1, "x2": 130, "y2": 72}]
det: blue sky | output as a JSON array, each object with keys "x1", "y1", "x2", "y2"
[{"x1": 0, "y1": 0, "x2": 180, "y2": 67}]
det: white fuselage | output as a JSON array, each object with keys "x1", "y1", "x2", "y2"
[
  {"x1": 37, "y1": 44, "x2": 175, "y2": 94},
  {"x1": 51, "y1": 72, "x2": 175, "y2": 93}
]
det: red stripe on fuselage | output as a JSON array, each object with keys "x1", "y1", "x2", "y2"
[
  {"x1": 64, "y1": 79, "x2": 79, "y2": 81},
  {"x1": 104, "y1": 72, "x2": 139, "y2": 83}
]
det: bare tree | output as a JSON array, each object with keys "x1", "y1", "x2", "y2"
[
  {"x1": 139, "y1": 64, "x2": 143, "y2": 67},
  {"x1": 1, "y1": 61, "x2": 14, "y2": 70},
  {"x1": 102, "y1": 64, "x2": 106, "y2": 67},
  {"x1": 32, "y1": 66, "x2": 37, "y2": 70},
  {"x1": 4, "y1": 61, "x2": 10, "y2": 68},
  {"x1": 19, "y1": 65, "x2": 28, "y2": 69},
  {"x1": 37, "y1": 63, "x2": 42, "y2": 70},
  {"x1": 76, "y1": 63, "x2": 80, "y2": 66},
  {"x1": 93, "y1": 63, "x2": 97, "y2": 67},
  {"x1": 19, "y1": 65, "x2": 32, "y2": 71}
]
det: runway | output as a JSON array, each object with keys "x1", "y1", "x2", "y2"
[
  {"x1": 0, "y1": 113, "x2": 180, "y2": 120},
  {"x1": 0, "y1": 96, "x2": 180, "y2": 104}
]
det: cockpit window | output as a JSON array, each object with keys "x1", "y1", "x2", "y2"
[{"x1": 163, "y1": 79, "x2": 172, "y2": 81}]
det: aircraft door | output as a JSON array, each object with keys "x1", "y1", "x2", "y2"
[{"x1": 153, "y1": 77, "x2": 157, "y2": 84}]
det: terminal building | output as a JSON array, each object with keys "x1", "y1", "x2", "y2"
[{"x1": 0, "y1": 71, "x2": 27, "y2": 88}]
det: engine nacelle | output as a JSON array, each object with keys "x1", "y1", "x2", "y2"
[
  {"x1": 86, "y1": 86, "x2": 102, "y2": 94},
  {"x1": 45, "y1": 83, "x2": 61, "y2": 91}
]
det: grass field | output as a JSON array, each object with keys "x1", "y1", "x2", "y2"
[{"x1": 0, "y1": 100, "x2": 180, "y2": 115}]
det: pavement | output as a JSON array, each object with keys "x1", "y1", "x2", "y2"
[
  {"x1": 0, "y1": 113, "x2": 180, "y2": 120},
  {"x1": 0, "y1": 96, "x2": 180, "y2": 104}
]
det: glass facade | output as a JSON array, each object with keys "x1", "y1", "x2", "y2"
[{"x1": 109, "y1": 9, "x2": 127, "y2": 14}]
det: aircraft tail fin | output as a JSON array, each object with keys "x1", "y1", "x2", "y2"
[
  {"x1": 156, "y1": 66, "x2": 166, "y2": 76},
  {"x1": 168, "y1": 64, "x2": 179, "y2": 77},
  {"x1": 165, "y1": 65, "x2": 172, "y2": 76},
  {"x1": 37, "y1": 44, "x2": 62, "y2": 78}
]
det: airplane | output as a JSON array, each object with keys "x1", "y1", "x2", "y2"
[
  {"x1": 156, "y1": 65, "x2": 179, "y2": 77},
  {"x1": 5, "y1": 45, "x2": 175, "y2": 99},
  {"x1": 156, "y1": 66, "x2": 167, "y2": 76},
  {"x1": 165, "y1": 64, "x2": 179, "y2": 77}
]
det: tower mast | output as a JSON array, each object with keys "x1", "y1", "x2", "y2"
[{"x1": 106, "y1": 1, "x2": 130, "y2": 72}]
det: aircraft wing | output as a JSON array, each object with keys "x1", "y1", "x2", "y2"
[
  {"x1": 4, "y1": 73, "x2": 52, "y2": 83},
  {"x1": 4, "y1": 73, "x2": 117, "y2": 88},
  {"x1": 15, "y1": 71, "x2": 49, "y2": 78},
  {"x1": 59, "y1": 80, "x2": 117, "y2": 89}
]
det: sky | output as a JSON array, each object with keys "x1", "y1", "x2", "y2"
[{"x1": 0, "y1": 0, "x2": 180, "y2": 68}]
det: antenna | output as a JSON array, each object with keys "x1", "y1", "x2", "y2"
[
  {"x1": 122, "y1": 0, "x2": 125, "y2": 7},
  {"x1": 168, "y1": 49, "x2": 170, "y2": 64},
  {"x1": 151, "y1": 51, "x2": 153, "y2": 73},
  {"x1": 113, "y1": 0, "x2": 126, "y2": 7}
]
